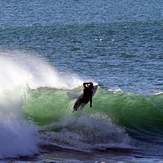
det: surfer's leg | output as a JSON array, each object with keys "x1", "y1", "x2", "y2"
[{"x1": 73, "y1": 99, "x2": 82, "y2": 111}]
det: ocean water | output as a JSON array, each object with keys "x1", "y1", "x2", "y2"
[{"x1": 0, "y1": 0, "x2": 163, "y2": 162}]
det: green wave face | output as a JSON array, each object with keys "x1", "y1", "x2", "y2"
[
  {"x1": 24, "y1": 88, "x2": 73, "y2": 125},
  {"x1": 92, "y1": 89, "x2": 163, "y2": 133},
  {"x1": 24, "y1": 87, "x2": 163, "y2": 134}
]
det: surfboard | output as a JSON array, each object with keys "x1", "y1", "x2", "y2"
[{"x1": 73, "y1": 85, "x2": 98, "y2": 112}]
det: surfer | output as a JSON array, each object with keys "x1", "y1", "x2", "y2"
[
  {"x1": 73, "y1": 82, "x2": 94, "y2": 111},
  {"x1": 82, "y1": 82, "x2": 94, "y2": 107}
]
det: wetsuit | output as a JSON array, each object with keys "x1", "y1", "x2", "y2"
[
  {"x1": 82, "y1": 82, "x2": 93, "y2": 107},
  {"x1": 73, "y1": 82, "x2": 94, "y2": 111}
]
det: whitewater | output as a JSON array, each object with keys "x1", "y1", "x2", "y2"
[{"x1": 0, "y1": 51, "x2": 82, "y2": 159}]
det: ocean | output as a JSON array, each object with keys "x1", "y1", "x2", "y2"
[{"x1": 0, "y1": 0, "x2": 163, "y2": 162}]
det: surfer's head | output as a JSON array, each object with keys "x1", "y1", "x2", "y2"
[
  {"x1": 88, "y1": 82, "x2": 93, "y2": 88},
  {"x1": 90, "y1": 82, "x2": 93, "y2": 87}
]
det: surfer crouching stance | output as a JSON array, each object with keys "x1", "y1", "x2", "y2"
[{"x1": 73, "y1": 82, "x2": 94, "y2": 111}]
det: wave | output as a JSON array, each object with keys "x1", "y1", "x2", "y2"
[
  {"x1": 24, "y1": 87, "x2": 163, "y2": 142},
  {"x1": 1, "y1": 50, "x2": 163, "y2": 159}
]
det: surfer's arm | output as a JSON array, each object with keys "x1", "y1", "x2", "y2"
[
  {"x1": 83, "y1": 82, "x2": 89, "y2": 88},
  {"x1": 83, "y1": 82, "x2": 93, "y2": 88}
]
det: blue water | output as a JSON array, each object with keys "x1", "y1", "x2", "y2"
[
  {"x1": 0, "y1": 0, "x2": 163, "y2": 162},
  {"x1": 1, "y1": 22, "x2": 163, "y2": 94},
  {"x1": 0, "y1": 0, "x2": 163, "y2": 26}
]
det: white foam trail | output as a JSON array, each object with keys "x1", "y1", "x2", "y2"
[
  {"x1": 0, "y1": 50, "x2": 82, "y2": 90},
  {"x1": 154, "y1": 91, "x2": 163, "y2": 95},
  {"x1": 108, "y1": 87, "x2": 123, "y2": 93}
]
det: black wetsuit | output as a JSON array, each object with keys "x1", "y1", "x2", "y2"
[
  {"x1": 73, "y1": 82, "x2": 94, "y2": 111},
  {"x1": 82, "y1": 82, "x2": 93, "y2": 107}
]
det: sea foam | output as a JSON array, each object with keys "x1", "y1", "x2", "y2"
[{"x1": 0, "y1": 50, "x2": 82, "y2": 158}]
